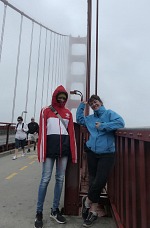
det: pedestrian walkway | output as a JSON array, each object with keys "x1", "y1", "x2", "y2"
[
  {"x1": 43, "y1": 214, "x2": 116, "y2": 228},
  {"x1": 0, "y1": 148, "x2": 116, "y2": 228}
]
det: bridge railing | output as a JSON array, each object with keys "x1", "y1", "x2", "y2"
[
  {"x1": 0, "y1": 122, "x2": 16, "y2": 151},
  {"x1": 64, "y1": 124, "x2": 150, "y2": 227},
  {"x1": 108, "y1": 128, "x2": 150, "y2": 228},
  {"x1": 64, "y1": 123, "x2": 110, "y2": 216}
]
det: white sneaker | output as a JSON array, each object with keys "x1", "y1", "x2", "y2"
[
  {"x1": 22, "y1": 153, "x2": 25, "y2": 157},
  {"x1": 12, "y1": 156, "x2": 17, "y2": 160}
]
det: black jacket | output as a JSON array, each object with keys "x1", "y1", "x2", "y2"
[{"x1": 28, "y1": 122, "x2": 39, "y2": 134}]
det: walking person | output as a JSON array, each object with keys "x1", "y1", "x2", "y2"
[
  {"x1": 13, "y1": 116, "x2": 28, "y2": 160},
  {"x1": 27, "y1": 117, "x2": 39, "y2": 152},
  {"x1": 34, "y1": 85, "x2": 77, "y2": 228},
  {"x1": 76, "y1": 95, "x2": 125, "y2": 227}
]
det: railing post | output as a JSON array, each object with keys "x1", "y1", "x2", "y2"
[
  {"x1": 64, "y1": 123, "x2": 81, "y2": 215},
  {"x1": 108, "y1": 128, "x2": 150, "y2": 228},
  {"x1": 6, "y1": 123, "x2": 11, "y2": 151}
]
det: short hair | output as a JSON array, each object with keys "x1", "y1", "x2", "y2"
[
  {"x1": 17, "y1": 116, "x2": 23, "y2": 121},
  {"x1": 88, "y1": 95, "x2": 103, "y2": 105}
]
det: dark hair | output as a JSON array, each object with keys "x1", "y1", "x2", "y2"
[
  {"x1": 17, "y1": 116, "x2": 23, "y2": 121},
  {"x1": 88, "y1": 95, "x2": 103, "y2": 105}
]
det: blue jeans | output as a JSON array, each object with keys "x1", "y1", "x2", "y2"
[{"x1": 36, "y1": 156, "x2": 68, "y2": 212}]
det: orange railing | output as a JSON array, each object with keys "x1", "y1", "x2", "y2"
[{"x1": 108, "y1": 128, "x2": 150, "y2": 228}]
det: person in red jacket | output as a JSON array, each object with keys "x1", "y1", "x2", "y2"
[{"x1": 34, "y1": 85, "x2": 77, "y2": 228}]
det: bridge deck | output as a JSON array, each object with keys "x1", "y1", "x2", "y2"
[{"x1": 0, "y1": 149, "x2": 116, "y2": 228}]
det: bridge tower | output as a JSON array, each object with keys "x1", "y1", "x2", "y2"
[{"x1": 66, "y1": 36, "x2": 87, "y2": 120}]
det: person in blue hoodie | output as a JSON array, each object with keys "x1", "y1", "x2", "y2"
[{"x1": 76, "y1": 94, "x2": 125, "y2": 227}]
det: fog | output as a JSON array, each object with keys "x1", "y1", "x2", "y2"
[{"x1": 0, "y1": 0, "x2": 150, "y2": 127}]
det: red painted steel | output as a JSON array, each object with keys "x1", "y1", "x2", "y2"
[
  {"x1": 124, "y1": 138, "x2": 129, "y2": 228},
  {"x1": 64, "y1": 124, "x2": 110, "y2": 217},
  {"x1": 120, "y1": 137, "x2": 124, "y2": 223},
  {"x1": 0, "y1": 123, "x2": 16, "y2": 152},
  {"x1": 130, "y1": 139, "x2": 137, "y2": 228},
  {"x1": 64, "y1": 123, "x2": 81, "y2": 215},
  {"x1": 138, "y1": 141, "x2": 147, "y2": 228},
  {"x1": 108, "y1": 128, "x2": 150, "y2": 228}
]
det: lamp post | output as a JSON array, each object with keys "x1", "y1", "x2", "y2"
[
  {"x1": 21, "y1": 110, "x2": 27, "y2": 118},
  {"x1": 70, "y1": 90, "x2": 83, "y2": 101}
]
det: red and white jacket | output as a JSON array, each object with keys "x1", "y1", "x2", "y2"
[{"x1": 37, "y1": 85, "x2": 77, "y2": 163}]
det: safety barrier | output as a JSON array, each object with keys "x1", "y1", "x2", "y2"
[
  {"x1": 0, "y1": 122, "x2": 16, "y2": 151},
  {"x1": 64, "y1": 123, "x2": 110, "y2": 216},
  {"x1": 108, "y1": 128, "x2": 150, "y2": 228}
]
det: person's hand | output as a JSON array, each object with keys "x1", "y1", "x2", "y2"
[
  {"x1": 95, "y1": 122, "x2": 101, "y2": 129},
  {"x1": 82, "y1": 101, "x2": 87, "y2": 104}
]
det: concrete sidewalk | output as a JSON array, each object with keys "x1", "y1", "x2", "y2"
[
  {"x1": 42, "y1": 214, "x2": 116, "y2": 228},
  {"x1": 0, "y1": 149, "x2": 116, "y2": 228}
]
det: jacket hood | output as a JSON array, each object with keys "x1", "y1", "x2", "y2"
[{"x1": 51, "y1": 85, "x2": 68, "y2": 108}]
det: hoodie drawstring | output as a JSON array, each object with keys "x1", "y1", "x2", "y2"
[{"x1": 59, "y1": 119, "x2": 62, "y2": 158}]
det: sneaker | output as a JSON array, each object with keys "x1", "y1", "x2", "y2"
[
  {"x1": 27, "y1": 149, "x2": 30, "y2": 153},
  {"x1": 82, "y1": 196, "x2": 90, "y2": 220},
  {"x1": 83, "y1": 212, "x2": 98, "y2": 227},
  {"x1": 50, "y1": 208, "x2": 66, "y2": 224},
  {"x1": 12, "y1": 155, "x2": 17, "y2": 160},
  {"x1": 34, "y1": 212, "x2": 43, "y2": 228},
  {"x1": 22, "y1": 153, "x2": 25, "y2": 156}
]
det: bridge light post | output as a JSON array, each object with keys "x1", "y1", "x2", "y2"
[
  {"x1": 21, "y1": 110, "x2": 27, "y2": 118},
  {"x1": 70, "y1": 90, "x2": 83, "y2": 102}
]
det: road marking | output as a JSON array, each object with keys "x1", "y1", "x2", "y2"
[
  {"x1": 28, "y1": 155, "x2": 37, "y2": 159},
  {"x1": 29, "y1": 161, "x2": 35, "y2": 164},
  {"x1": 20, "y1": 166, "x2": 28, "y2": 170},
  {"x1": 6, "y1": 172, "x2": 18, "y2": 180}
]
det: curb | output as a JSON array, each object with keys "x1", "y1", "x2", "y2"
[
  {"x1": 0, "y1": 145, "x2": 30, "y2": 158},
  {"x1": 0, "y1": 149, "x2": 15, "y2": 158}
]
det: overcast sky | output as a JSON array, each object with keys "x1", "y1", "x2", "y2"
[
  {"x1": 1, "y1": 0, "x2": 150, "y2": 127},
  {"x1": 9, "y1": 0, "x2": 87, "y2": 36}
]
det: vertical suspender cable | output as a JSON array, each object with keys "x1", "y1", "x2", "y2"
[
  {"x1": 24, "y1": 21, "x2": 34, "y2": 122},
  {"x1": 65, "y1": 37, "x2": 69, "y2": 85},
  {"x1": 61, "y1": 36, "x2": 66, "y2": 84},
  {"x1": 58, "y1": 35, "x2": 63, "y2": 84},
  {"x1": 59, "y1": 36, "x2": 63, "y2": 84},
  {"x1": 46, "y1": 31, "x2": 52, "y2": 105},
  {"x1": 63, "y1": 37, "x2": 68, "y2": 86},
  {"x1": 34, "y1": 26, "x2": 42, "y2": 118},
  {"x1": 86, "y1": 0, "x2": 92, "y2": 115},
  {"x1": 95, "y1": 0, "x2": 99, "y2": 95},
  {"x1": 0, "y1": 4, "x2": 7, "y2": 63},
  {"x1": 41, "y1": 29, "x2": 47, "y2": 109},
  {"x1": 61, "y1": 36, "x2": 65, "y2": 84},
  {"x1": 51, "y1": 33, "x2": 56, "y2": 96},
  {"x1": 58, "y1": 36, "x2": 62, "y2": 84},
  {"x1": 11, "y1": 14, "x2": 23, "y2": 123},
  {"x1": 56, "y1": 35, "x2": 60, "y2": 84},
  {"x1": 54, "y1": 34, "x2": 59, "y2": 87}
]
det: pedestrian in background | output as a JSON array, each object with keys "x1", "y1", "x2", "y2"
[
  {"x1": 76, "y1": 95, "x2": 125, "y2": 227},
  {"x1": 27, "y1": 117, "x2": 39, "y2": 152},
  {"x1": 34, "y1": 85, "x2": 77, "y2": 228},
  {"x1": 13, "y1": 116, "x2": 28, "y2": 160}
]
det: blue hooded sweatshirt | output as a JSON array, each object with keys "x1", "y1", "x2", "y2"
[{"x1": 76, "y1": 102, "x2": 125, "y2": 154}]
